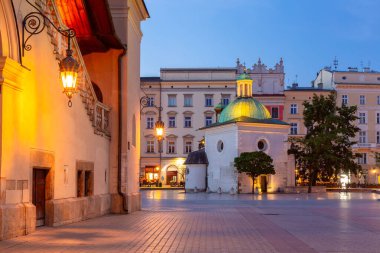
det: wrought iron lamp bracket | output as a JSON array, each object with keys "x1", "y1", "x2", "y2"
[
  {"x1": 22, "y1": 0, "x2": 76, "y2": 56},
  {"x1": 140, "y1": 95, "x2": 163, "y2": 115}
]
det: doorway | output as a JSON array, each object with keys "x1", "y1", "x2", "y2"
[
  {"x1": 166, "y1": 171, "x2": 178, "y2": 186},
  {"x1": 33, "y1": 169, "x2": 47, "y2": 227},
  {"x1": 260, "y1": 175, "x2": 268, "y2": 193}
]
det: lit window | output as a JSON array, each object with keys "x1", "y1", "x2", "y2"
[
  {"x1": 184, "y1": 116, "x2": 192, "y2": 128},
  {"x1": 146, "y1": 117, "x2": 154, "y2": 129},
  {"x1": 168, "y1": 116, "x2": 176, "y2": 128},
  {"x1": 290, "y1": 123, "x2": 298, "y2": 135},
  {"x1": 146, "y1": 140, "x2": 155, "y2": 153},
  {"x1": 359, "y1": 131, "x2": 367, "y2": 144},
  {"x1": 205, "y1": 116, "x2": 213, "y2": 126},
  {"x1": 168, "y1": 141, "x2": 176, "y2": 154},
  {"x1": 358, "y1": 153, "x2": 367, "y2": 164},
  {"x1": 184, "y1": 94, "x2": 193, "y2": 107},
  {"x1": 168, "y1": 95, "x2": 177, "y2": 107},
  {"x1": 342, "y1": 95, "x2": 348, "y2": 106},
  {"x1": 184, "y1": 141, "x2": 192, "y2": 154},
  {"x1": 205, "y1": 95, "x2": 213, "y2": 107},
  {"x1": 271, "y1": 107, "x2": 279, "y2": 119},
  {"x1": 359, "y1": 113, "x2": 366, "y2": 124},
  {"x1": 290, "y1": 104, "x2": 297, "y2": 114},
  {"x1": 360, "y1": 95, "x2": 365, "y2": 105}
]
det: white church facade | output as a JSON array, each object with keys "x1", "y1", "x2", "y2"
[{"x1": 185, "y1": 72, "x2": 295, "y2": 193}]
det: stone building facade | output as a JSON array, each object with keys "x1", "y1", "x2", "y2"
[{"x1": 0, "y1": 0, "x2": 148, "y2": 240}]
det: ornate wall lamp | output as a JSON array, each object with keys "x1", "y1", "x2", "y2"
[
  {"x1": 22, "y1": 0, "x2": 79, "y2": 107},
  {"x1": 140, "y1": 94, "x2": 164, "y2": 186}
]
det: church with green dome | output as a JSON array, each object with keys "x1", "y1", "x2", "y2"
[
  {"x1": 191, "y1": 71, "x2": 294, "y2": 194},
  {"x1": 202, "y1": 71, "x2": 288, "y2": 128}
]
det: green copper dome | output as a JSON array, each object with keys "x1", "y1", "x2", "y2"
[
  {"x1": 237, "y1": 72, "x2": 252, "y2": 80},
  {"x1": 218, "y1": 97, "x2": 271, "y2": 123}
]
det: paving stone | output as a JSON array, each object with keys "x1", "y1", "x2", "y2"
[{"x1": 1, "y1": 191, "x2": 380, "y2": 252}]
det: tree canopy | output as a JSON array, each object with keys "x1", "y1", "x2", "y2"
[
  {"x1": 288, "y1": 93, "x2": 361, "y2": 192},
  {"x1": 234, "y1": 151, "x2": 275, "y2": 193}
]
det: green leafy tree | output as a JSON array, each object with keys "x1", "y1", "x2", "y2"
[
  {"x1": 288, "y1": 93, "x2": 361, "y2": 193},
  {"x1": 234, "y1": 151, "x2": 275, "y2": 193}
]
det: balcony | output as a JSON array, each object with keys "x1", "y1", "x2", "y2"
[{"x1": 353, "y1": 143, "x2": 377, "y2": 148}]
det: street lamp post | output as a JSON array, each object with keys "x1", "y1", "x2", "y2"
[{"x1": 140, "y1": 84, "x2": 164, "y2": 187}]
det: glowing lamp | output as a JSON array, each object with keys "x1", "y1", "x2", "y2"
[
  {"x1": 60, "y1": 49, "x2": 80, "y2": 107},
  {"x1": 155, "y1": 119, "x2": 165, "y2": 141}
]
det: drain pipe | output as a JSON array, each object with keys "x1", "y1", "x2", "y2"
[{"x1": 118, "y1": 45, "x2": 128, "y2": 212}]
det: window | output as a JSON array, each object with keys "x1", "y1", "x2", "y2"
[
  {"x1": 271, "y1": 107, "x2": 279, "y2": 119},
  {"x1": 146, "y1": 140, "x2": 155, "y2": 153},
  {"x1": 360, "y1": 95, "x2": 365, "y2": 105},
  {"x1": 168, "y1": 140, "x2": 176, "y2": 154},
  {"x1": 221, "y1": 94, "x2": 230, "y2": 106},
  {"x1": 290, "y1": 104, "x2": 297, "y2": 114},
  {"x1": 359, "y1": 113, "x2": 366, "y2": 124},
  {"x1": 184, "y1": 141, "x2": 193, "y2": 154},
  {"x1": 377, "y1": 113, "x2": 380, "y2": 124},
  {"x1": 147, "y1": 97, "x2": 154, "y2": 107},
  {"x1": 168, "y1": 116, "x2": 176, "y2": 128},
  {"x1": 377, "y1": 96, "x2": 380, "y2": 105},
  {"x1": 184, "y1": 94, "x2": 193, "y2": 107},
  {"x1": 168, "y1": 95, "x2": 177, "y2": 107},
  {"x1": 342, "y1": 95, "x2": 348, "y2": 106},
  {"x1": 217, "y1": 140, "x2": 224, "y2": 152},
  {"x1": 359, "y1": 131, "x2": 367, "y2": 144},
  {"x1": 257, "y1": 140, "x2": 267, "y2": 151},
  {"x1": 205, "y1": 116, "x2": 213, "y2": 126},
  {"x1": 358, "y1": 153, "x2": 367, "y2": 164},
  {"x1": 205, "y1": 95, "x2": 213, "y2": 107},
  {"x1": 146, "y1": 117, "x2": 154, "y2": 129},
  {"x1": 290, "y1": 123, "x2": 298, "y2": 135},
  {"x1": 184, "y1": 116, "x2": 192, "y2": 128},
  {"x1": 377, "y1": 131, "x2": 380, "y2": 144},
  {"x1": 84, "y1": 171, "x2": 92, "y2": 197},
  {"x1": 77, "y1": 167, "x2": 94, "y2": 197}
]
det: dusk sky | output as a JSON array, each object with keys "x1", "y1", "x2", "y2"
[{"x1": 141, "y1": 0, "x2": 380, "y2": 86}]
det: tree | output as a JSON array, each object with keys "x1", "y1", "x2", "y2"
[
  {"x1": 234, "y1": 151, "x2": 275, "y2": 193},
  {"x1": 288, "y1": 93, "x2": 361, "y2": 193}
]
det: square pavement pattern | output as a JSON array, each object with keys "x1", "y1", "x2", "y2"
[{"x1": 1, "y1": 191, "x2": 380, "y2": 252}]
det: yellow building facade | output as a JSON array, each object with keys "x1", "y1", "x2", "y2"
[{"x1": 0, "y1": 0, "x2": 148, "y2": 240}]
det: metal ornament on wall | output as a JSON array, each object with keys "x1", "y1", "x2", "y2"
[{"x1": 22, "y1": 0, "x2": 79, "y2": 107}]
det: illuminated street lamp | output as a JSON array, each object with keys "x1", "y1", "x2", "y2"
[
  {"x1": 141, "y1": 87, "x2": 164, "y2": 187},
  {"x1": 155, "y1": 118, "x2": 165, "y2": 141},
  {"x1": 22, "y1": 0, "x2": 79, "y2": 107},
  {"x1": 59, "y1": 48, "x2": 80, "y2": 107}
]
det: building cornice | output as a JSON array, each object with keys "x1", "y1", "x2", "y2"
[{"x1": 0, "y1": 57, "x2": 26, "y2": 91}]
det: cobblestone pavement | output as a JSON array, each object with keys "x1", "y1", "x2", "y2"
[{"x1": 1, "y1": 191, "x2": 380, "y2": 253}]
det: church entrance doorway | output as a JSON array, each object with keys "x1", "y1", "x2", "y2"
[
  {"x1": 260, "y1": 175, "x2": 268, "y2": 193},
  {"x1": 33, "y1": 168, "x2": 48, "y2": 227},
  {"x1": 166, "y1": 165, "x2": 179, "y2": 186}
]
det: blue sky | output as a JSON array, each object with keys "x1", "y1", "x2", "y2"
[{"x1": 141, "y1": 0, "x2": 380, "y2": 86}]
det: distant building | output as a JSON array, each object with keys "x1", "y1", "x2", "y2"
[
  {"x1": 140, "y1": 59, "x2": 285, "y2": 186},
  {"x1": 312, "y1": 67, "x2": 380, "y2": 184},
  {"x1": 189, "y1": 72, "x2": 294, "y2": 193}
]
